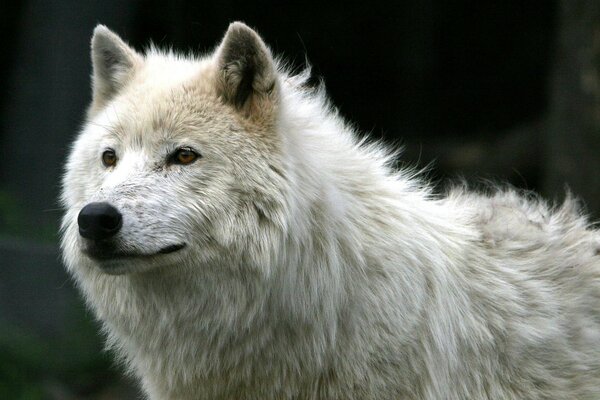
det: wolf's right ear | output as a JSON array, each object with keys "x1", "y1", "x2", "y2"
[{"x1": 90, "y1": 25, "x2": 142, "y2": 108}]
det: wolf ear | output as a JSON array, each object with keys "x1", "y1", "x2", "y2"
[
  {"x1": 91, "y1": 25, "x2": 141, "y2": 107},
  {"x1": 215, "y1": 22, "x2": 278, "y2": 118}
]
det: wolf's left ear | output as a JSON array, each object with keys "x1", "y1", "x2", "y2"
[
  {"x1": 91, "y1": 25, "x2": 142, "y2": 109},
  {"x1": 215, "y1": 22, "x2": 279, "y2": 118}
]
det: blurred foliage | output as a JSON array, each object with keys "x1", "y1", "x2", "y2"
[
  {"x1": 0, "y1": 304, "x2": 121, "y2": 399},
  {"x1": 0, "y1": 188, "x2": 58, "y2": 243}
]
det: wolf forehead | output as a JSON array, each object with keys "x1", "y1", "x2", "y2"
[
  {"x1": 86, "y1": 22, "x2": 281, "y2": 145},
  {"x1": 92, "y1": 80, "x2": 243, "y2": 142}
]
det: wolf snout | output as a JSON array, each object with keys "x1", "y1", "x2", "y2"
[{"x1": 78, "y1": 202, "x2": 123, "y2": 241}]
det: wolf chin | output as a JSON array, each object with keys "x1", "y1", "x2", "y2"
[{"x1": 61, "y1": 22, "x2": 600, "y2": 399}]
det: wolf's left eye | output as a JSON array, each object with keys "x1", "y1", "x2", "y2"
[
  {"x1": 169, "y1": 147, "x2": 200, "y2": 165},
  {"x1": 102, "y1": 149, "x2": 117, "y2": 167}
]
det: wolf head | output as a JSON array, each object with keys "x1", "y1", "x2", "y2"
[{"x1": 61, "y1": 23, "x2": 291, "y2": 275}]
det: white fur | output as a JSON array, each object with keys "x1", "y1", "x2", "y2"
[{"x1": 61, "y1": 23, "x2": 600, "y2": 399}]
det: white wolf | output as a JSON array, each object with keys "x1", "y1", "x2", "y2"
[{"x1": 61, "y1": 22, "x2": 600, "y2": 399}]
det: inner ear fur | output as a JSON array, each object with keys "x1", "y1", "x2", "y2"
[
  {"x1": 215, "y1": 22, "x2": 279, "y2": 118},
  {"x1": 90, "y1": 25, "x2": 142, "y2": 112}
]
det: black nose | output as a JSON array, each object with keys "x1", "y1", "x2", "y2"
[{"x1": 78, "y1": 202, "x2": 122, "y2": 241}]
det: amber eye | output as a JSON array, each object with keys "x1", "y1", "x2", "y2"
[
  {"x1": 102, "y1": 149, "x2": 117, "y2": 167},
  {"x1": 170, "y1": 148, "x2": 199, "y2": 165}
]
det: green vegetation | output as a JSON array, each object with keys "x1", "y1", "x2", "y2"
[
  {"x1": 0, "y1": 305, "x2": 121, "y2": 399},
  {"x1": 0, "y1": 189, "x2": 58, "y2": 243}
]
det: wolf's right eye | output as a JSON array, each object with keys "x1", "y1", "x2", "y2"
[
  {"x1": 102, "y1": 149, "x2": 117, "y2": 167},
  {"x1": 168, "y1": 147, "x2": 200, "y2": 166}
]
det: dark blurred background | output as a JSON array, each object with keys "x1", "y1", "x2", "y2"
[{"x1": 1, "y1": 1, "x2": 598, "y2": 398}]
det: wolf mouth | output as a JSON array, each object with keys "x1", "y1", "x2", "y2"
[{"x1": 83, "y1": 243, "x2": 187, "y2": 261}]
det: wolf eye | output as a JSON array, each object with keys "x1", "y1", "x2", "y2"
[
  {"x1": 102, "y1": 149, "x2": 117, "y2": 167},
  {"x1": 170, "y1": 148, "x2": 199, "y2": 165}
]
